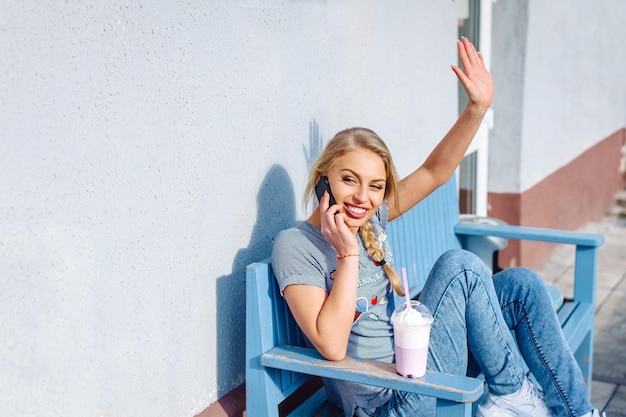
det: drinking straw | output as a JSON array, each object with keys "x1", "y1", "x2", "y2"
[{"x1": 401, "y1": 267, "x2": 411, "y2": 310}]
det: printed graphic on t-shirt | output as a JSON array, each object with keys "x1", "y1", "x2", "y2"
[
  {"x1": 371, "y1": 294, "x2": 388, "y2": 306},
  {"x1": 353, "y1": 292, "x2": 390, "y2": 322},
  {"x1": 355, "y1": 296, "x2": 368, "y2": 313},
  {"x1": 358, "y1": 272, "x2": 384, "y2": 287},
  {"x1": 377, "y1": 229, "x2": 387, "y2": 244}
]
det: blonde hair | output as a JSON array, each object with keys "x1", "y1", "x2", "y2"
[{"x1": 305, "y1": 127, "x2": 404, "y2": 296}]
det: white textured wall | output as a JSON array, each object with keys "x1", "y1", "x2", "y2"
[
  {"x1": 0, "y1": 1, "x2": 458, "y2": 416},
  {"x1": 490, "y1": 0, "x2": 626, "y2": 193}
]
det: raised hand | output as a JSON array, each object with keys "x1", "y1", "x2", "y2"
[{"x1": 451, "y1": 37, "x2": 494, "y2": 111}]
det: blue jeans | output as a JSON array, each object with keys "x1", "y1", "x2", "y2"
[{"x1": 366, "y1": 249, "x2": 593, "y2": 417}]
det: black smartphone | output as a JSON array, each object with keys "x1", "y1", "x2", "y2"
[{"x1": 315, "y1": 176, "x2": 337, "y2": 207}]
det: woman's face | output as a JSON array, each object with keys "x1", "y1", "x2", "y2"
[{"x1": 325, "y1": 148, "x2": 387, "y2": 233}]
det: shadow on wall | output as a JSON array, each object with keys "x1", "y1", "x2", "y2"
[
  {"x1": 214, "y1": 164, "x2": 297, "y2": 397},
  {"x1": 209, "y1": 119, "x2": 325, "y2": 413},
  {"x1": 304, "y1": 119, "x2": 324, "y2": 172}
]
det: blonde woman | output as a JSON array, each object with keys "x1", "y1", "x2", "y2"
[{"x1": 272, "y1": 38, "x2": 602, "y2": 417}]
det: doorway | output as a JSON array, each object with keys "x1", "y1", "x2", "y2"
[{"x1": 457, "y1": 0, "x2": 493, "y2": 216}]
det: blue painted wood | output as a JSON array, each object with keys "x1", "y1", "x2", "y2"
[
  {"x1": 245, "y1": 261, "x2": 283, "y2": 417},
  {"x1": 287, "y1": 387, "x2": 342, "y2": 417},
  {"x1": 546, "y1": 284, "x2": 564, "y2": 310},
  {"x1": 436, "y1": 400, "x2": 475, "y2": 417},
  {"x1": 262, "y1": 345, "x2": 483, "y2": 402},
  {"x1": 245, "y1": 175, "x2": 603, "y2": 417},
  {"x1": 574, "y1": 331, "x2": 594, "y2": 385},
  {"x1": 565, "y1": 304, "x2": 594, "y2": 349},
  {"x1": 454, "y1": 223, "x2": 604, "y2": 246},
  {"x1": 247, "y1": 256, "x2": 483, "y2": 417},
  {"x1": 454, "y1": 208, "x2": 602, "y2": 388},
  {"x1": 387, "y1": 179, "x2": 462, "y2": 301},
  {"x1": 573, "y1": 246, "x2": 600, "y2": 303}
]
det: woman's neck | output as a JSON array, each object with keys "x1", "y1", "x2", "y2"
[{"x1": 306, "y1": 209, "x2": 321, "y2": 230}]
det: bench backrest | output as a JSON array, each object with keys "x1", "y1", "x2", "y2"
[
  {"x1": 245, "y1": 177, "x2": 463, "y2": 414},
  {"x1": 386, "y1": 177, "x2": 462, "y2": 300}
]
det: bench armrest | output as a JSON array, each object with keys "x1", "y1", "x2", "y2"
[
  {"x1": 454, "y1": 222, "x2": 604, "y2": 304},
  {"x1": 261, "y1": 345, "x2": 484, "y2": 403},
  {"x1": 454, "y1": 223, "x2": 604, "y2": 247}
]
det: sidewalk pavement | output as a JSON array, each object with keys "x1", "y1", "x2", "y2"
[{"x1": 537, "y1": 213, "x2": 626, "y2": 416}]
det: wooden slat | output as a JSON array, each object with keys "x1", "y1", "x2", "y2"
[
  {"x1": 387, "y1": 178, "x2": 462, "y2": 303},
  {"x1": 558, "y1": 302, "x2": 594, "y2": 351},
  {"x1": 245, "y1": 261, "x2": 284, "y2": 417}
]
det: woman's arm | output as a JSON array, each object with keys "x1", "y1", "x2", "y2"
[
  {"x1": 283, "y1": 192, "x2": 361, "y2": 361},
  {"x1": 283, "y1": 255, "x2": 359, "y2": 361},
  {"x1": 388, "y1": 37, "x2": 493, "y2": 221}
]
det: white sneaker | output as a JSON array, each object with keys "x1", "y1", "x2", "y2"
[
  {"x1": 581, "y1": 409, "x2": 607, "y2": 417},
  {"x1": 476, "y1": 377, "x2": 554, "y2": 417}
]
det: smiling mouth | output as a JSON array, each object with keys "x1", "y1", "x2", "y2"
[{"x1": 345, "y1": 204, "x2": 368, "y2": 217}]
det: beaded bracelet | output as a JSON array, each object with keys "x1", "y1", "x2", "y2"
[{"x1": 336, "y1": 253, "x2": 359, "y2": 259}]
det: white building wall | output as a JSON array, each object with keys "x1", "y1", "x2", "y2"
[
  {"x1": 0, "y1": 1, "x2": 459, "y2": 416},
  {"x1": 490, "y1": 0, "x2": 626, "y2": 194}
]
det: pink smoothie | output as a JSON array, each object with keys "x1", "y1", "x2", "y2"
[
  {"x1": 391, "y1": 300, "x2": 433, "y2": 378},
  {"x1": 395, "y1": 345, "x2": 428, "y2": 378}
]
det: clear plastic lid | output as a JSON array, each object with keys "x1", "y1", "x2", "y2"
[{"x1": 390, "y1": 300, "x2": 433, "y2": 326}]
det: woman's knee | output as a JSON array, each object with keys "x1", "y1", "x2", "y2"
[
  {"x1": 436, "y1": 249, "x2": 489, "y2": 275},
  {"x1": 493, "y1": 267, "x2": 550, "y2": 303},
  {"x1": 422, "y1": 249, "x2": 486, "y2": 300},
  {"x1": 427, "y1": 249, "x2": 491, "y2": 291},
  {"x1": 495, "y1": 267, "x2": 543, "y2": 289}
]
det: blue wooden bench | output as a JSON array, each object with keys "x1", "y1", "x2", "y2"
[{"x1": 245, "y1": 177, "x2": 604, "y2": 417}]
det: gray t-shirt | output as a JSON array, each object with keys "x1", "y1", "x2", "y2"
[{"x1": 271, "y1": 205, "x2": 397, "y2": 416}]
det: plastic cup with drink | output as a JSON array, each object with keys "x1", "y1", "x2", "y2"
[{"x1": 390, "y1": 268, "x2": 434, "y2": 378}]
